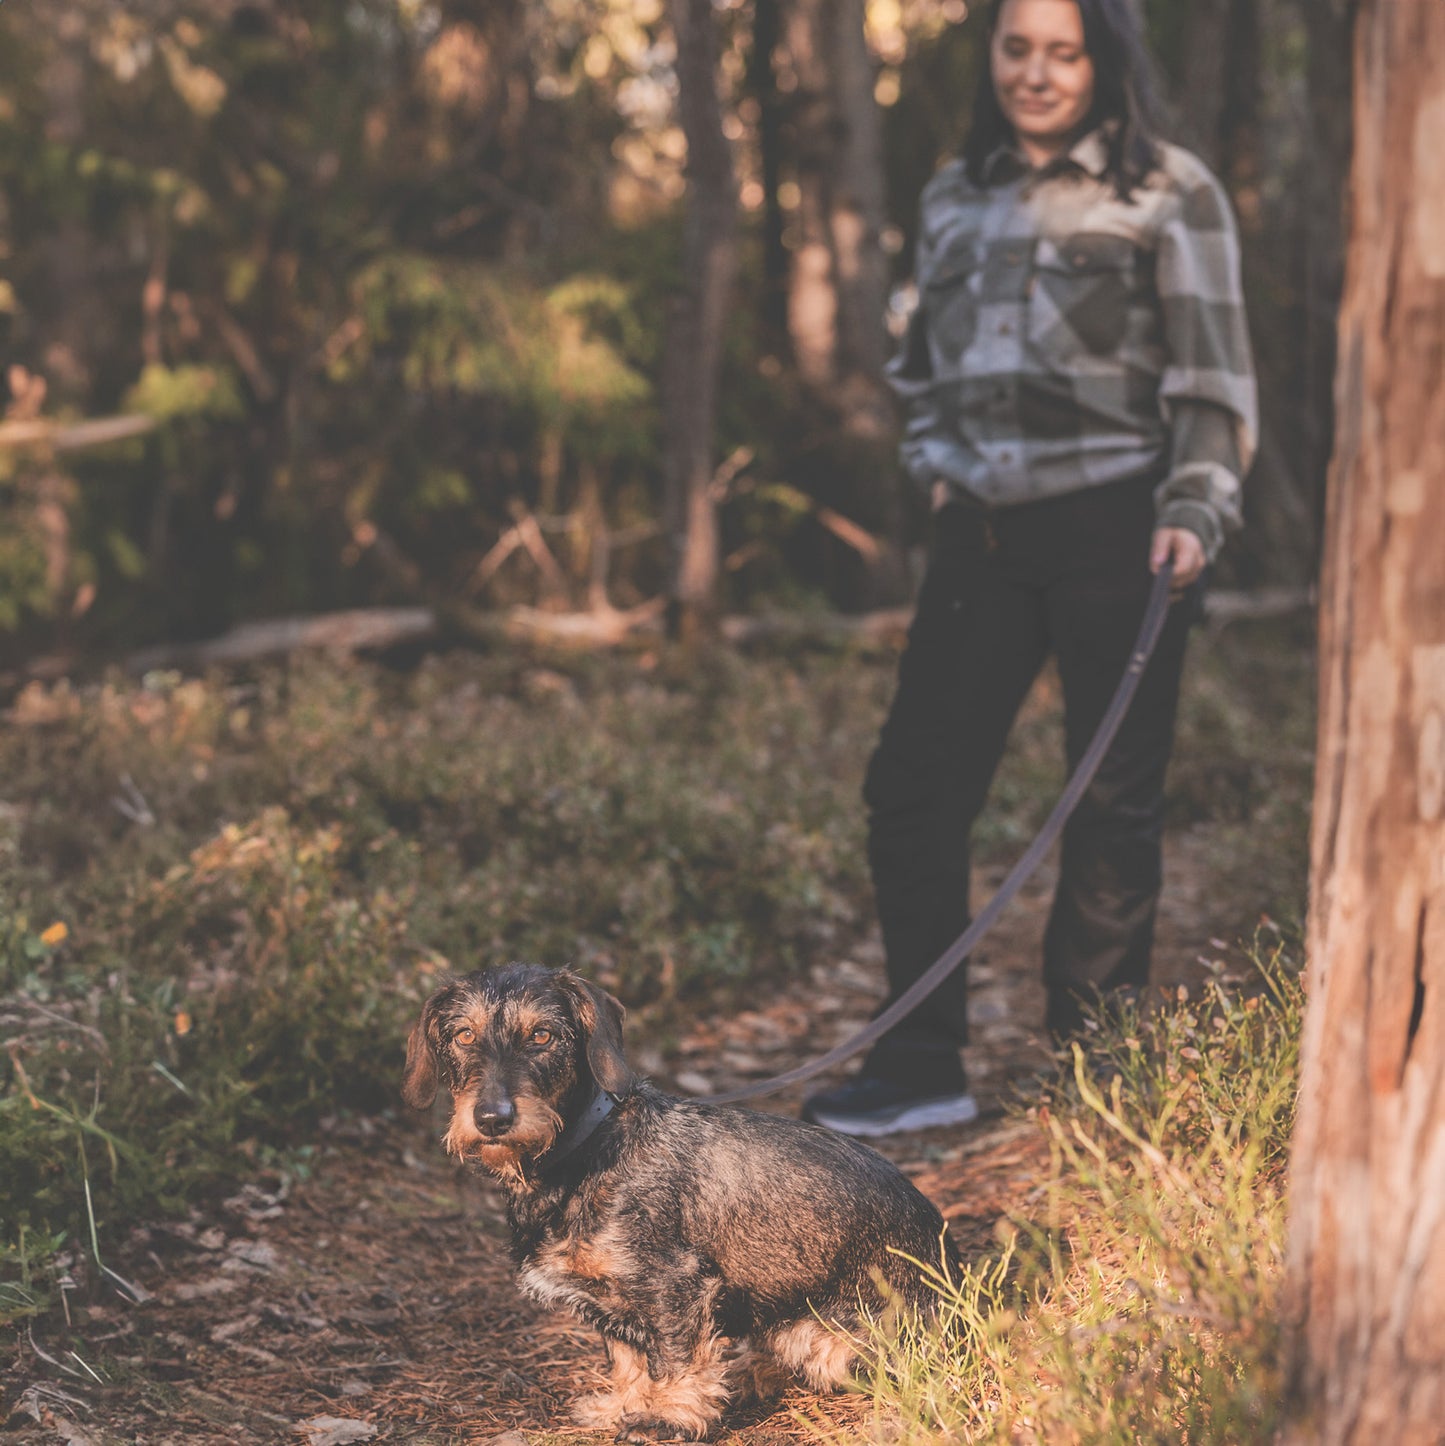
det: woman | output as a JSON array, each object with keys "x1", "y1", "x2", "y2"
[{"x1": 804, "y1": 0, "x2": 1256, "y2": 1137}]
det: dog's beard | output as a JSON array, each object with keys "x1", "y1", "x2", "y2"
[{"x1": 443, "y1": 1092, "x2": 563, "y2": 1182}]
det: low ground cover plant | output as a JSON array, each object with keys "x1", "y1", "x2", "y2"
[
  {"x1": 1, "y1": 646, "x2": 886, "y2": 1313},
  {"x1": 1, "y1": 619, "x2": 1311, "y2": 1332}
]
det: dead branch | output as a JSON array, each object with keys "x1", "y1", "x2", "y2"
[
  {"x1": 207, "y1": 303, "x2": 279, "y2": 401},
  {"x1": 466, "y1": 502, "x2": 571, "y2": 600},
  {"x1": 0, "y1": 414, "x2": 158, "y2": 453},
  {"x1": 814, "y1": 505, "x2": 881, "y2": 561},
  {"x1": 707, "y1": 445, "x2": 756, "y2": 502},
  {"x1": 466, "y1": 528, "x2": 526, "y2": 594}
]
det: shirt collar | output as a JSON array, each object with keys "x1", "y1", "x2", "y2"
[
  {"x1": 981, "y1": 122, "x2": 1114, "y2": 185},
  {"x1": 1066, "y1": 124, "x2": 1113, "y2": 178}
]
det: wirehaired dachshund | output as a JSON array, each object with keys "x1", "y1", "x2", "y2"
[{"x1": 402, "y1": 963, "x2": 958, "y2": 1442}]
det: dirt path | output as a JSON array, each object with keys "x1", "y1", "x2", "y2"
[{"x1": 4, "y1": 839, "x2": 1247, "y2": 1446}]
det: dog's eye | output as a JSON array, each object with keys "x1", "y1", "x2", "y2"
[
  {"x1": 529, "y1": 1027, "x2": 553, "y2": 1047},
  {"x1": 454, "y1": 1027, "x2": 476, "y2": 1046}
]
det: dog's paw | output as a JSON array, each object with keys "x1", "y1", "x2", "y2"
[
  {"x1": 613, "y1": 1413, "x2": 711, "y2": 1443},
  {"x1": 572, "y1": 1391, "x2": 625, "y2": 1429},
  {"x1": 727, "y1": 1349, "x2": 789, "y2": 1407}
]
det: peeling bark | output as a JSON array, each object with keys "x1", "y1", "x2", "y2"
[{"x1": 1282, "y1": 3, "x2": 1445, "y2": 1440}]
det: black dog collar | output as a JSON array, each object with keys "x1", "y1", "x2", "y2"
[{"x1": 540, "y1": 1089, "x2": 617, "y2": 1171}]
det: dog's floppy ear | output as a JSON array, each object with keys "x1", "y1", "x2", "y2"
[
  {"x1": 561, "y1": 972, "x2": 634, "y2": 1097},
  {"x1": 401, "y1": 988, "x2": 448, "y2": 1110}
]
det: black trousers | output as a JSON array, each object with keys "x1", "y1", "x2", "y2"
[{"x1": 862, "y1": 473, "x2": 1196, "y2": 1089}]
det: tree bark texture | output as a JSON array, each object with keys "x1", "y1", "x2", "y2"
[
  {"x1": 750, "y1": 0, "x2": 790, "y2": 341},
  {"x1": 663, "y1": 0, "x2": 737, "y2": 636},
  {"x1": 1302, "y1": 0, "x2": 1356, "y2": 561},
  {"x1": 780, "y1": 0, "x2": 889, "y2": 435},
  {"x1": 40, "y1": 3, "x2": 93, "y2": 403},
  {"x1": 1173, "y1": 0, "x2": 1231, "y2": 169},
  {"x1": 1282, "y1": 4, "x2": 1445, "y2": 1442},
  {"x1": 784, "y1": 0, "x2": 841, "y2": 391}
]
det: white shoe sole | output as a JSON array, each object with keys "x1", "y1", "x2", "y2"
[{"x1": 809, "y1": 1093, "x2": 980, "y2": 1138}]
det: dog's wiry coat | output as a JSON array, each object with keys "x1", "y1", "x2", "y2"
[{"x1": 403, "y1": 964, "x2": 959, "y2": 1442}]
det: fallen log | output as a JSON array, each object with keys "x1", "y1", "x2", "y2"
[
  {"x1": 122, "y1": 600, "x2": 664, "y2": 672},
  {"x1": 117, "y1": 584, "x2": 1317, "y2": 675},
  {"x1": 126, "y1": 608, "x2": 439, "y2": 673},
  {"x1": 499, "y1": 598, "x2": 667, "y2": 645}
]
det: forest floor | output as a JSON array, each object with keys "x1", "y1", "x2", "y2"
[{"x1": 3, "y1": 835, "x2": 1258, "y2": 1446}]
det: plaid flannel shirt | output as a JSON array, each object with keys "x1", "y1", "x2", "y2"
[{"x1": 887, "y1": 129, "x2": 1257, "y2": 560}]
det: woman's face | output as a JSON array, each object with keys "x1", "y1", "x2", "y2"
[{"x1": 990, "y1": 0, "x2": 1096, "y2": 165}]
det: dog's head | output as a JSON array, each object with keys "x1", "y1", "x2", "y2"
[{"x1": 401, "y1": 963, "x2": 632, "y2": 1180}]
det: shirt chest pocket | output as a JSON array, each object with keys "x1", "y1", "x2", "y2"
[
  {"x1": 1029, "y1": 232, "x2": 1137, "y2": 359},
  {"x1": 921, "y1": 240, "x2": 982, "y2": 367}
]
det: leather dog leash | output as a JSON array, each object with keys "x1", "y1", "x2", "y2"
[{"x1": 697, "y1": 561, "x2": 1177, "y2": 1108}]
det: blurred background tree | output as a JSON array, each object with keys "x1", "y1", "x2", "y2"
[{"x1": 0, "y1": 0, "x2": 1350, "y2": 664}]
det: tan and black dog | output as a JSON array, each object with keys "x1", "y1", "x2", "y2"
[{"x1": 402, "y1": 963, "x2": 958, "y2": 1442}]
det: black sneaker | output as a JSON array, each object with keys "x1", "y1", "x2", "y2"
[{"x1": 802, "y1": 1075, "x2": 979, "y2": 1138}]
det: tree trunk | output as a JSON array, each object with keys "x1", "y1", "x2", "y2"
[
  {"x1": 1282, "y1": 4, "x2": 1445, "y2": 1441},
  {"x1": 783, "y1": 0, "x2": 838, "y2": 393},
  {"x1": 780, "y1": 0, "x2": 888, "y2": 431},
  {"x1": 663, "y1": 0, "x2": 737, "y2": 639},
  {"x1": 750, "y1": 0, "x2": 790, "y2": 342},
  {"x1": 39, "y1": 3, "x2": 93, "y2": 404},
  {"x1": 771, "y1": 0, "x2": 909, "y2": 605},
  {"x1": 1173, "y1": 0, "x2": 1231, "y2": 168},
  {"x1": 1301, "y1": 0, "x2": 1356, "y2": 561},
  {"x1": 826, "y1": 0, "x2": 890, "y2": 440}
]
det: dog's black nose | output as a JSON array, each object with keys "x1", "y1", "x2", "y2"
[{"x1": 474, "y1": 1098, "x2": 516, "y2": 1137}]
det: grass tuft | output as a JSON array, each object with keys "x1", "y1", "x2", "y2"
[{"x1": 845, "y1": 943, "x2": 1302, "y2": 1444}]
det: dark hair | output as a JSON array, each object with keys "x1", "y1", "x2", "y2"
[{"x1": 962, "y1": 0, "x2": 1164, "y2": 198}]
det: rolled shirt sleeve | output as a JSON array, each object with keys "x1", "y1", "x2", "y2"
[
  {"x1": 1154, "y1": 165, "x2": 1258, "y2": 559},
  {"x1": 1155, "y1": 400, "x2": 1243, "y2": 561}
]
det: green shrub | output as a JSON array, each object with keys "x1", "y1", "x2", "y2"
[
  {"x1": 0, "y1": 626, "x2": 1311, "y2": 1328},
  {"x1": 0, "y1": 649, "x2": 887, "y2": 1314}
]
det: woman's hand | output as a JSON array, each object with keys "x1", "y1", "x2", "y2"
[{"x1": 1149, "y1": 526, "x2": 1206, "y2": 590}]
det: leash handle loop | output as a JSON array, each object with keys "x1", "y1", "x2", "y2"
[{"x1": 697, "y1": 561, "x2": 1177, "y2": 1107}]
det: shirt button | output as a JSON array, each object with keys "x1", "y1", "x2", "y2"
[
  {"x1": 999, "y1": 449, "x2": 1014, "y2": 464},
  {"x1": 998, "y1": 321, "x2": 1013, "y2": 336}
]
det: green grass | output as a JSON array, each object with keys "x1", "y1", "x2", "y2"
[
  {"x1": 0, "y1": 645, "x2": 889, "y2": 1310},
  {"x1": 845, "y1": 944, "x2": 1302, "y2": 1444},
  {"x1": 0, "y1": 617, "x2": 1313, "y2": 1326}
]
